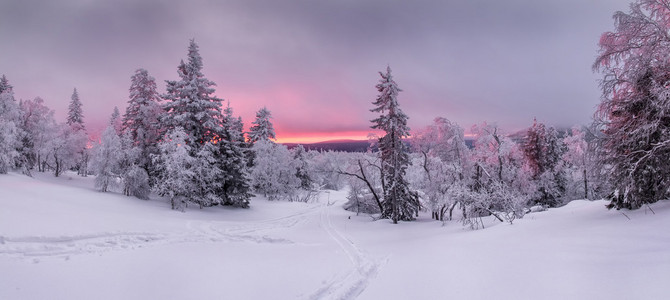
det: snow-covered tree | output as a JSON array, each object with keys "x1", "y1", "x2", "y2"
[
  {"x1": 90, "y1": 126, "x2": 122, "y2": 192},
  {"x1": 46, "y1": 123, "x2": 88, "y2": 177},
  {"x1": 292, "y1": 145, "x2": 314, "y2": 190},
  {"x1": 110, "y1": 106, "x2": 122, "y2": 134},
  {"x1": 162, "y1": 40, "x2": 224, "y2": 148},
  {"x1": 65, "y1": 88, "x2": 88, "y2": 176},
  {"x1": 370, "y1": 66, "x2": 419, "y2": 223},
  {"x1": 19, "y1": 97, "x2": 57, "y2": 173},
  {"x1": 563, "y1": 126, "x2": 589, "y2": 200},
  {"x1": 0, "y1": 118, "x2": 20, "y2": 174},
  {"x1": 0, "y1": 75, "x2": 12, "y2": 94},
  {"x1": 593, "y1": 0, "x2": 670, "y2": 209},
  {"x1": 410, "y1": 117, "x2": 470, "y2": 220},
  {"x1": 0, "y1": 80, "x2": 22, "y2": 174},
  {"x1": 122, "y1": 165, "x2": 151, "y2": 200},
  {"x1": 466, "y1": 123, "x2": 532, "y2": 225},
  {"x1": 310, "y1": 150, "x2": 347, "y2": 190},
  {"x1": 217, "y1": 104, "x2": 252, "y2": 207},
  {"x1": 154, "y1": 128, "x2": 195, "y2": 211},
  {"x1": 122, "y1": 68, "x2": 163, "y2": 174},
  {"x1": 247, "y1": 107, "x2": 276, "y2": 144},
  {"x1": 522, "y1": 119, "x2": 566, "y2": 207},
  {"x1": 191, "y1": 142, "x2": 223, "y2": 208},
  {"x1": 67, "y1": 88, "x2": 84, "y2": 129},
  {"x1": 250, "y1": 139, "x2": 300, "y2": 200}
]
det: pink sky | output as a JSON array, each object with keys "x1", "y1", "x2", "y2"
[{"x1": 1, "y1": 0, "x2": 632, "y2": 143}]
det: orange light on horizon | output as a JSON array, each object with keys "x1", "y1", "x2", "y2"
[{"x1": 275, "y1": 131, "x2": 379, "y2": 144}]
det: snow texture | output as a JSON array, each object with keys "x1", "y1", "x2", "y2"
[{"x1": 2, "y1": 172, "x2": 670, "y2": 299}]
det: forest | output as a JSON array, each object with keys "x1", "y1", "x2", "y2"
[{"x1": 1, "y1": 0, "x2": 670, "y2": 228}]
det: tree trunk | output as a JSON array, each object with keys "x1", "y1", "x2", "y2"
[{"x1": 583, "y1": 168, "x2": 588, "y2": 199}]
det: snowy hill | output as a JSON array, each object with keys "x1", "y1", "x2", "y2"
[{"x1": 2, "y1": 172, "x2": 669, "y2": 300}]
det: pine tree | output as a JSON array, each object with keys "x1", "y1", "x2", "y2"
[
  {"x1": 67, "y1": 88, "x2": 84, "y2": 129},
  {"x1": 370, "y1": 66, "x2": 419, "y2": 223},
  {"x1": 122, "y1": 68, "x2": 163, "y2": 184},
  {"x1": 123, "y1": 69, "x2": 162, "y2": 151},
  {"x1": 0, "y1": 75, "x2": 12, "y2": 94},
  {"x1": 293, "y1": 145, "x2": 314, "y2": 190},
  {"x1": 110, "y1": 106, "x2": 122, "y2": 134},
  {"x1": 218, "y1": 104, "x2": 252, "y2": 207},
  {"x1": 65, "y1": 88, "x2": 88, "y2": 176},
  {"x1": 192, "y1": 142, "x2": 223, "y2": 208},
  {"x1": 247, "y1": 107, "x2": 276, "y2": 144},
  {"x1": 0, "y1": 77, "x2": 25, "y2": 174},
  {"x1": 163, "y1": 40, "x2": 224, "y2": 148}
]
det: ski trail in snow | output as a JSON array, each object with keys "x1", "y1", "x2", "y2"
[
  {"x1": 186, "y1": 203, "x2": 321, "y2": 244},
  {"x1": 0, "y1": 205, "x2": 322, "y2": 261},
  {"x1": 306, "y1": 205, "x2": 384, "y2": 300},
  {"x1": 0, "y1": 232, "x2": 169, "y2": 259}
]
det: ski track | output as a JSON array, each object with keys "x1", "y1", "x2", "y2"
[
  {"x1": 305, "y1": 204, "x2": 384, "y2": 300},
  {"x1": 0, "y1": 201, "x2": 385, "y2": 299},
  {"x1": 0, "y1": 205, "x2": 321, "y2": 261}
]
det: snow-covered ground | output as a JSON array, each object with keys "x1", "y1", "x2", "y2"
[{"x1": 2, "y1": 172, "x2": 669, "y2": 300}]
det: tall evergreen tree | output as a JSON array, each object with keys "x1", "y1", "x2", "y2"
[
  {"x1": 0, "y1": 75, "x2": 12, "y2": 94},
  {"x1": 110, "y1": 106, "x2": 122, "y2": 134},
  {"x1": 123, "y1": 68, "x2": 163, "y2": 182},
  {"x1": 163, "y1": 40, "x2": 224, "y2": 148},
  {"x1": 218, "y1": 104, "x2": 252, "y2": 207},
  {"x1": 65, "y1": 88, "x2": 88, "y2": 176},
  {"x1": 247, "y1": 107, "x2": 276, "y2": 144},
  {"x1": 67, "y1": 88, "x2": 84, "y2": 130},
  {"x1": 0, "y1": 77, "x2": 21, "y2": 174},
  {"x1": 123, "y1": 69, "x2": 162, "y2": 148},
  {"x1": 370, "y1": 66, "x2": 419, "y2": 223}
]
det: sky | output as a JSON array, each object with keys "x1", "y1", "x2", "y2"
[{"x1": 0, "y1": 0, "x2": 632, "y2": 143}]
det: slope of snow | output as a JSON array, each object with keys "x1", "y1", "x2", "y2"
[{"x1": 1, "y1": 172, "x2": 669, "y2": 299}]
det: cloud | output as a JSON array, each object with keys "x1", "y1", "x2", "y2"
[{"x1": 0, "y1": 0, "x2": 632, "y2": 141}]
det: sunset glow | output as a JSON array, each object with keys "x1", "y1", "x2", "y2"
[{"x1": 274, "y1": 131, "x2": 377, "y2": 144}]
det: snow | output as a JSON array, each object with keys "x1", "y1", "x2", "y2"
[{"x1": 2, "y1": 172, "x2": 670, "y2": 299}]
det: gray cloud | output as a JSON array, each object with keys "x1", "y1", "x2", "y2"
[{"x1": 0, "y1": 0, "x2": 632, "y2": 138}]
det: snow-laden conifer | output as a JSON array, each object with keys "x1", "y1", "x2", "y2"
[
  {"x1": 162, "y1": 40, "x2": 224, "y2": 148},
  {"x1": 247, "y1": 107, "x2": 275, "y2": 144},
  {"x1": 370, "y1": 66, "x2": 419, "y2": 223},
  {"x1": 67, "y1": 88, "x2": 84, "y2": 129},
  {"x1": 122, "y1": 68, "x2": 162, "y2": 171},
  {"x1": 218, "y1": 104, "x2": 252, "y2": 207}
]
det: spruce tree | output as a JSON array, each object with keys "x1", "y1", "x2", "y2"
[
  {"x1": 163, "y1": 40, "x2": 224, "y2": 148},
  {"x1": 218, "y1": 104, "x2": 252, "y2": 207},
  {"x1": 123, "y1": 68, "x2": 163, "y2": 182},
  {"x1": 66, "y1": 88, "x2": 88, "y2": 176},
  {"x1": 247, "y1": 107, "x2": 276, "y2": 144},
  {"x1": 0, "y1": 75, "x2": 12, "y2": 94},
  {"x1": 67, "y1": 88, "x2": 84, "y2": 130},
  {"x1": 370, "y1": 66, "x2": 419, "y2": 223}
]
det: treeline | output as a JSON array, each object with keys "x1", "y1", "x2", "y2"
[
  {"x1": 0, "y1": 40, "x2": 336, "y2": 210},
  {"x1": 2, "y1": 0, "x2": 670, "y2": 223}
]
